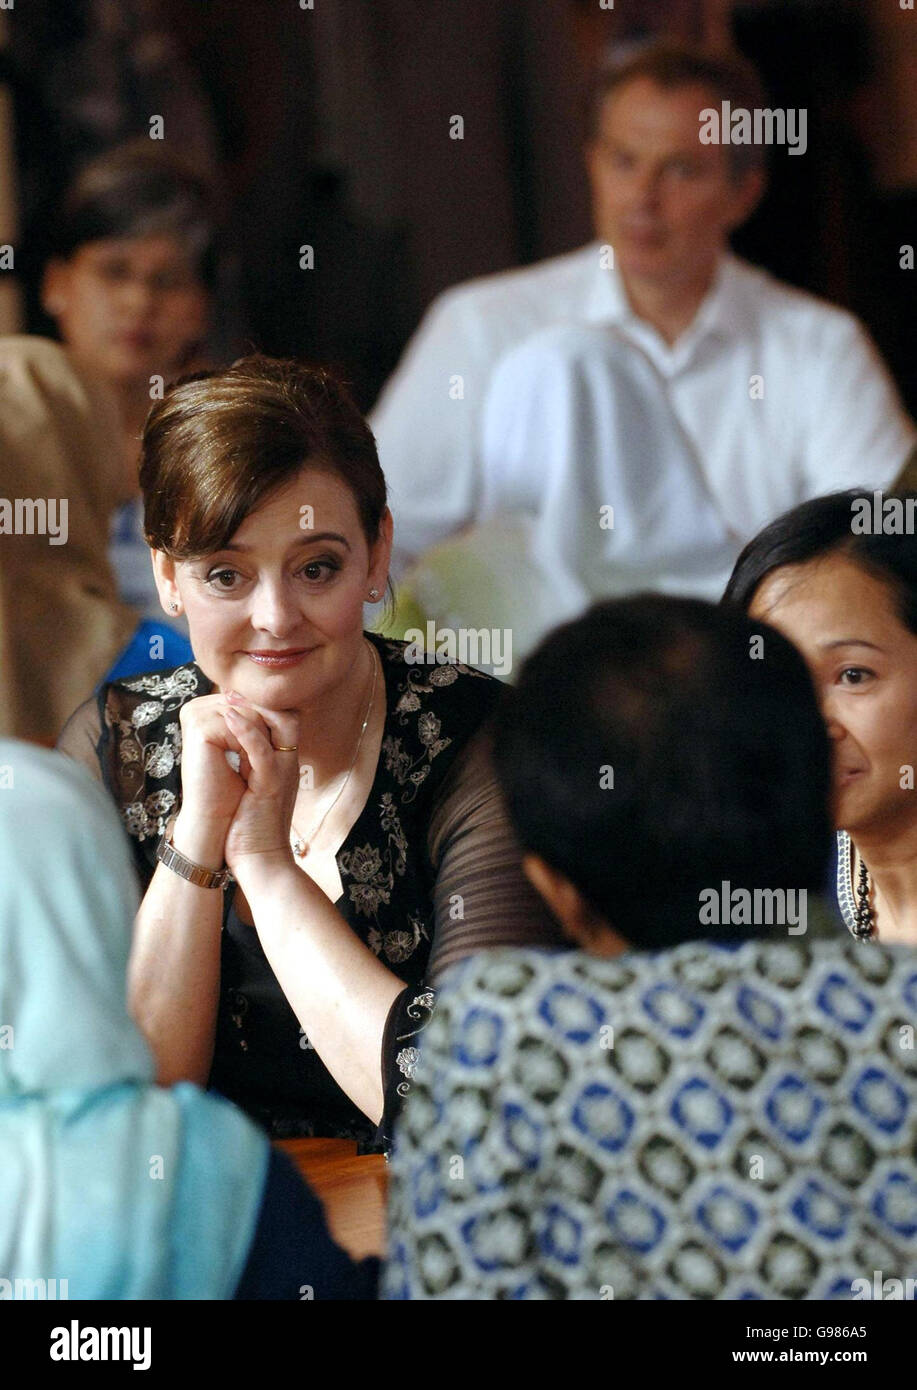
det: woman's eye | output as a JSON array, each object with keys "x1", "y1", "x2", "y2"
[
  {"x1": 97, "y1": 260, "x2": 131, "y2": 283},
  {"x1": 299, "y1": 559, "x2": 339, "y2": 583},
  {"x1": 205, "y1": 568, "x2": 242, "y2": 591},
  {"x1": 151, "y1": 268, "x2": 193, "y2": 292},
  {"x1": 838, "y1": 667, "x2": 874, "y2": 687}
]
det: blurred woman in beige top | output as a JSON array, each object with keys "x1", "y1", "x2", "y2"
[{"x1": 0, "y1": 336, "x2": 136, "y2": 744}]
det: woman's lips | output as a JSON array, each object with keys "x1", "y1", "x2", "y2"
[
  {"x1": 115, "y1": 329, "x2": 155, "y2": 350},
  {"x1": 244, "y1": 648, "x2": 312, "y2": 669},
  {"x1": 837, "y1": 767, "x2": 867, "y2": 785}
]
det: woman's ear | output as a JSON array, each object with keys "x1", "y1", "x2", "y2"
[
  {"x1": 41, "y1": 259, "x2": 70, "y2": 320},
  {"x1": 522, "y1": 853, "x2": 627, "y2": 957},
  {"x1": 368, "y1": 507, "x2": 394, "y2": 597},
  {"x1": 150, "y1": 550, "x2": 182, "y2": 617}
]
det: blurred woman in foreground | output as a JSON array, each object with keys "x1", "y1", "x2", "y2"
[
  {"x1": 0, "y1": 740, "x2": 377, "y2": 1298},
  {"x1": 384, "y1": 597, "x2": 916, "y2": 1299}
]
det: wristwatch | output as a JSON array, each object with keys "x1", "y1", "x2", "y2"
[{"x1": 156, "y1": 831, "x2": 233, "y2": 890}]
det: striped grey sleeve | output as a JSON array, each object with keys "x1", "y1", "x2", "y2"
[{"x1": 424, "y1": 730, "x2": 567, "y2": 984}]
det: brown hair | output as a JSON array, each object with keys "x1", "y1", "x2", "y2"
[
  {"x1": 52, "y1": 140, "x2": 219, "y2": 290},
  {"x1": 586, "y1": 39, "x2": 769, "y2": 178},
  {"x1": 140, "y1": 355, "x2": 387, "y2": 558}
]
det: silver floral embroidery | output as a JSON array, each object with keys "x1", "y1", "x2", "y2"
[
  {"x1": 121, "y1": 788, "x2": 177, "y2": 842},
  {"x1": 349, "y1": 877, "x2": 392, "y2": 918},
  {"x1": 396, "y1": 689, "x2": 422, "y2": 715},
  {"x1": 132, "y1": 700, "x2": 165, "y2": 729},
  {"x1": 144, "y1": 740, "x2": 175, "y2": 778},
  {"x1": 345, "y1": 845, "x2": 383, "y2": 882},
  {"x1": 122, "y1": 666, "x2": 199, "y2": 703},
  {"x1": 407, "y1": 989, "x2": 435, "y2": 1019},
  {"x1": 428, "y1": 665, "x2": 460, "y2": 686},
  {"x1": 383, "y1": 917, "x2": 426, "y2": 963},
  {"x1": 118, "y1": 731, "x2": 142, "y2": 766},
  {"x1": 396, "y1": 1046, "x2": 419, "y2": 1080}
]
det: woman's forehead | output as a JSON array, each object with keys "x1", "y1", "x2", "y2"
[
  {"x1": 227, "y1": 468, "x2": 362, "y2": 541},
  {"x1": 751, "y1": 554, "x2": 906, "y2": 640}
]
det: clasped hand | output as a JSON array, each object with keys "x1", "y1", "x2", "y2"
[{"x1": 177, "y1": 690, "x2": 301, "y2": 873}]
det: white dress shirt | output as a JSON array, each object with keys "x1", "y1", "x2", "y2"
[
  {"x1": 371, "y1": 241, "x2": 916, "y2": 576},
  {"x1": 480, "y1": 323, "x2": 743, "y2": 619},
  {"x1": 397, "y1": 327, "x2": 744, "y2": 670}
]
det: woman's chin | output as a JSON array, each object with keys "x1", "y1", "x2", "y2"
[
  {"x1": 832, "y1": 790, "x2": 862, "y2": 835},
  {"x1": 243, "y1": 665, "x2": 329, "y2": 711}
]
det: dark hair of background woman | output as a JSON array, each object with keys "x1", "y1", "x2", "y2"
[
  {"x1": 47, "y1": 140, "x2": 219, "y2": 291},
  {"x1": 722, "y1": 489, "x2": 917, "y2": 635}
]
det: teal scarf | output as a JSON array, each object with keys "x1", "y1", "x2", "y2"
[{"x1": 0, "y1": 741, "x2": 269, "y2": 1299}]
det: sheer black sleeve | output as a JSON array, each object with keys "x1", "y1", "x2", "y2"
[
  {"x1": 424, "y1": 728, "x2": 566, "y2": 980},
  {"x1": 56, "y1": 695, "x2": 105, "y2": 782},
  {"x1": 376, "y1": 730, "x2": 567, "y2": 1147}
]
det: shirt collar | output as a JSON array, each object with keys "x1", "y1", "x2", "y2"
[{"x1": 584, "y1": 244, "x2": 748, "y2": 351}]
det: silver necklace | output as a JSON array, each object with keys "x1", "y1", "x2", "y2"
[
  {"x1": 290, "y1": 642, "x2": 378, "y2": 860},
  {"x1": 836, "y1": 830, "x2": 875, "y2": 941}
]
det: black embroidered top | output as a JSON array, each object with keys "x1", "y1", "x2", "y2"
[{"x1": 58, "y1": 632, "x2": 563, "y2": 1148}]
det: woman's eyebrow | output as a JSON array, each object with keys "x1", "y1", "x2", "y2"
[
  {"x1": 222, "y1": 531, "x2": 351, "y2": 552},
  {"x1": 820, "y1": 638, "x2": 884, "y2": 652}
]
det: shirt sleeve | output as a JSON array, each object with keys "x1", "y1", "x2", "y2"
[
  {"x1": 800, "y1": 312, "x2": 916, "y2": 495},
  {"x1": 233, "y1": 1147, "x2": 380, "y2": 1300},
  {"x1": 369, "y1": 289, "x2": 489, "y2": 577},
  {"x1": 56, "y1": 695, "x2": 105, "y2": 782},
  {"x1": 892, "y1": 442, "x2": 917, "y2": 492}
]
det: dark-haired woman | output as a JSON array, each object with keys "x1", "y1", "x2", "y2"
[
  {"x1": 41, "y1": 141, "x2": 215, "y2": 623},
  {"x1": 59, "y1": 355, "x2": 560, "y2": 1147},
  {"x1": 724, "y1": 490, "x2": 917, "y2": 946}
]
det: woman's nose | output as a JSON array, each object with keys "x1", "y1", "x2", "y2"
[
  {"x1": 820, "y1": 696, "x2": 847, "y2": 742},
  {"x1": 119, "y1": 276, "x2": 157, "y2": 317},
  {"x1": 250, "y1": 581, "x2": 304, "y2": 636}
]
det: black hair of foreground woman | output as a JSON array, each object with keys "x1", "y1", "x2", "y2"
[{"x1": 383, "y1": 595, "x2": 917, "y2": 1300}]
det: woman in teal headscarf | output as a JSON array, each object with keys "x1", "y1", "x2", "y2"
[{"x1": 0, "y1": 740, "x2": 377, "y2": 1299}]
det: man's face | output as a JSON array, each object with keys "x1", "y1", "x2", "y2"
[{"x1": 587, "y1": 77, "x2": 762, "y2": 286}]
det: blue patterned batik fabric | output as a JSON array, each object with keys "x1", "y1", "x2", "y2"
[{"x1": 383, "y1": 933, "x2": 917, "y2": 1299}]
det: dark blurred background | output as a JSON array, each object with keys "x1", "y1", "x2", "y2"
[{"x1": 3, "y1": 0, "x2": 915, "y2": 413}]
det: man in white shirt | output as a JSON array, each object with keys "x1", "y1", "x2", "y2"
[{"x1": 371, "y1": 40, "x2": 915, "y2": 584}]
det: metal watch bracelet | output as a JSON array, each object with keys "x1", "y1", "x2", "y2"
[{"x1": 155, "y1": 831, "x2": 234, "y2": 890}]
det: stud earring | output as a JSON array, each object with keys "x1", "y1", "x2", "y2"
[
  {"x1": 169, "y1": 602, "x2": 180, "y2": 613},
  {"x1": 368, "y1": 588, "x2": 380, "y2": 601}
]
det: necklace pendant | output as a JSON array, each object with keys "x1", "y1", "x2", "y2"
[{"x1": 292, "y1": 837, "x2": 308, "y2": 859}]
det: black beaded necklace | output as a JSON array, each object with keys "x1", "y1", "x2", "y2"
[{"x1": 853, "y1": 853, "x2": 876, "y2": 940}]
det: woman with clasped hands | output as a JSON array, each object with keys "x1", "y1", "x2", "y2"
[{"x1": 58, "y1": 355, "x2": 560, "y2": 1146}]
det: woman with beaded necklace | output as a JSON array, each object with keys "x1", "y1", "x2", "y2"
[
  {"x1": 59, "y1": 354, "x2": 560, "y2": 1147},
  {"x1": 723, "y1": 490, "x2": 917, "y2": 947}
]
